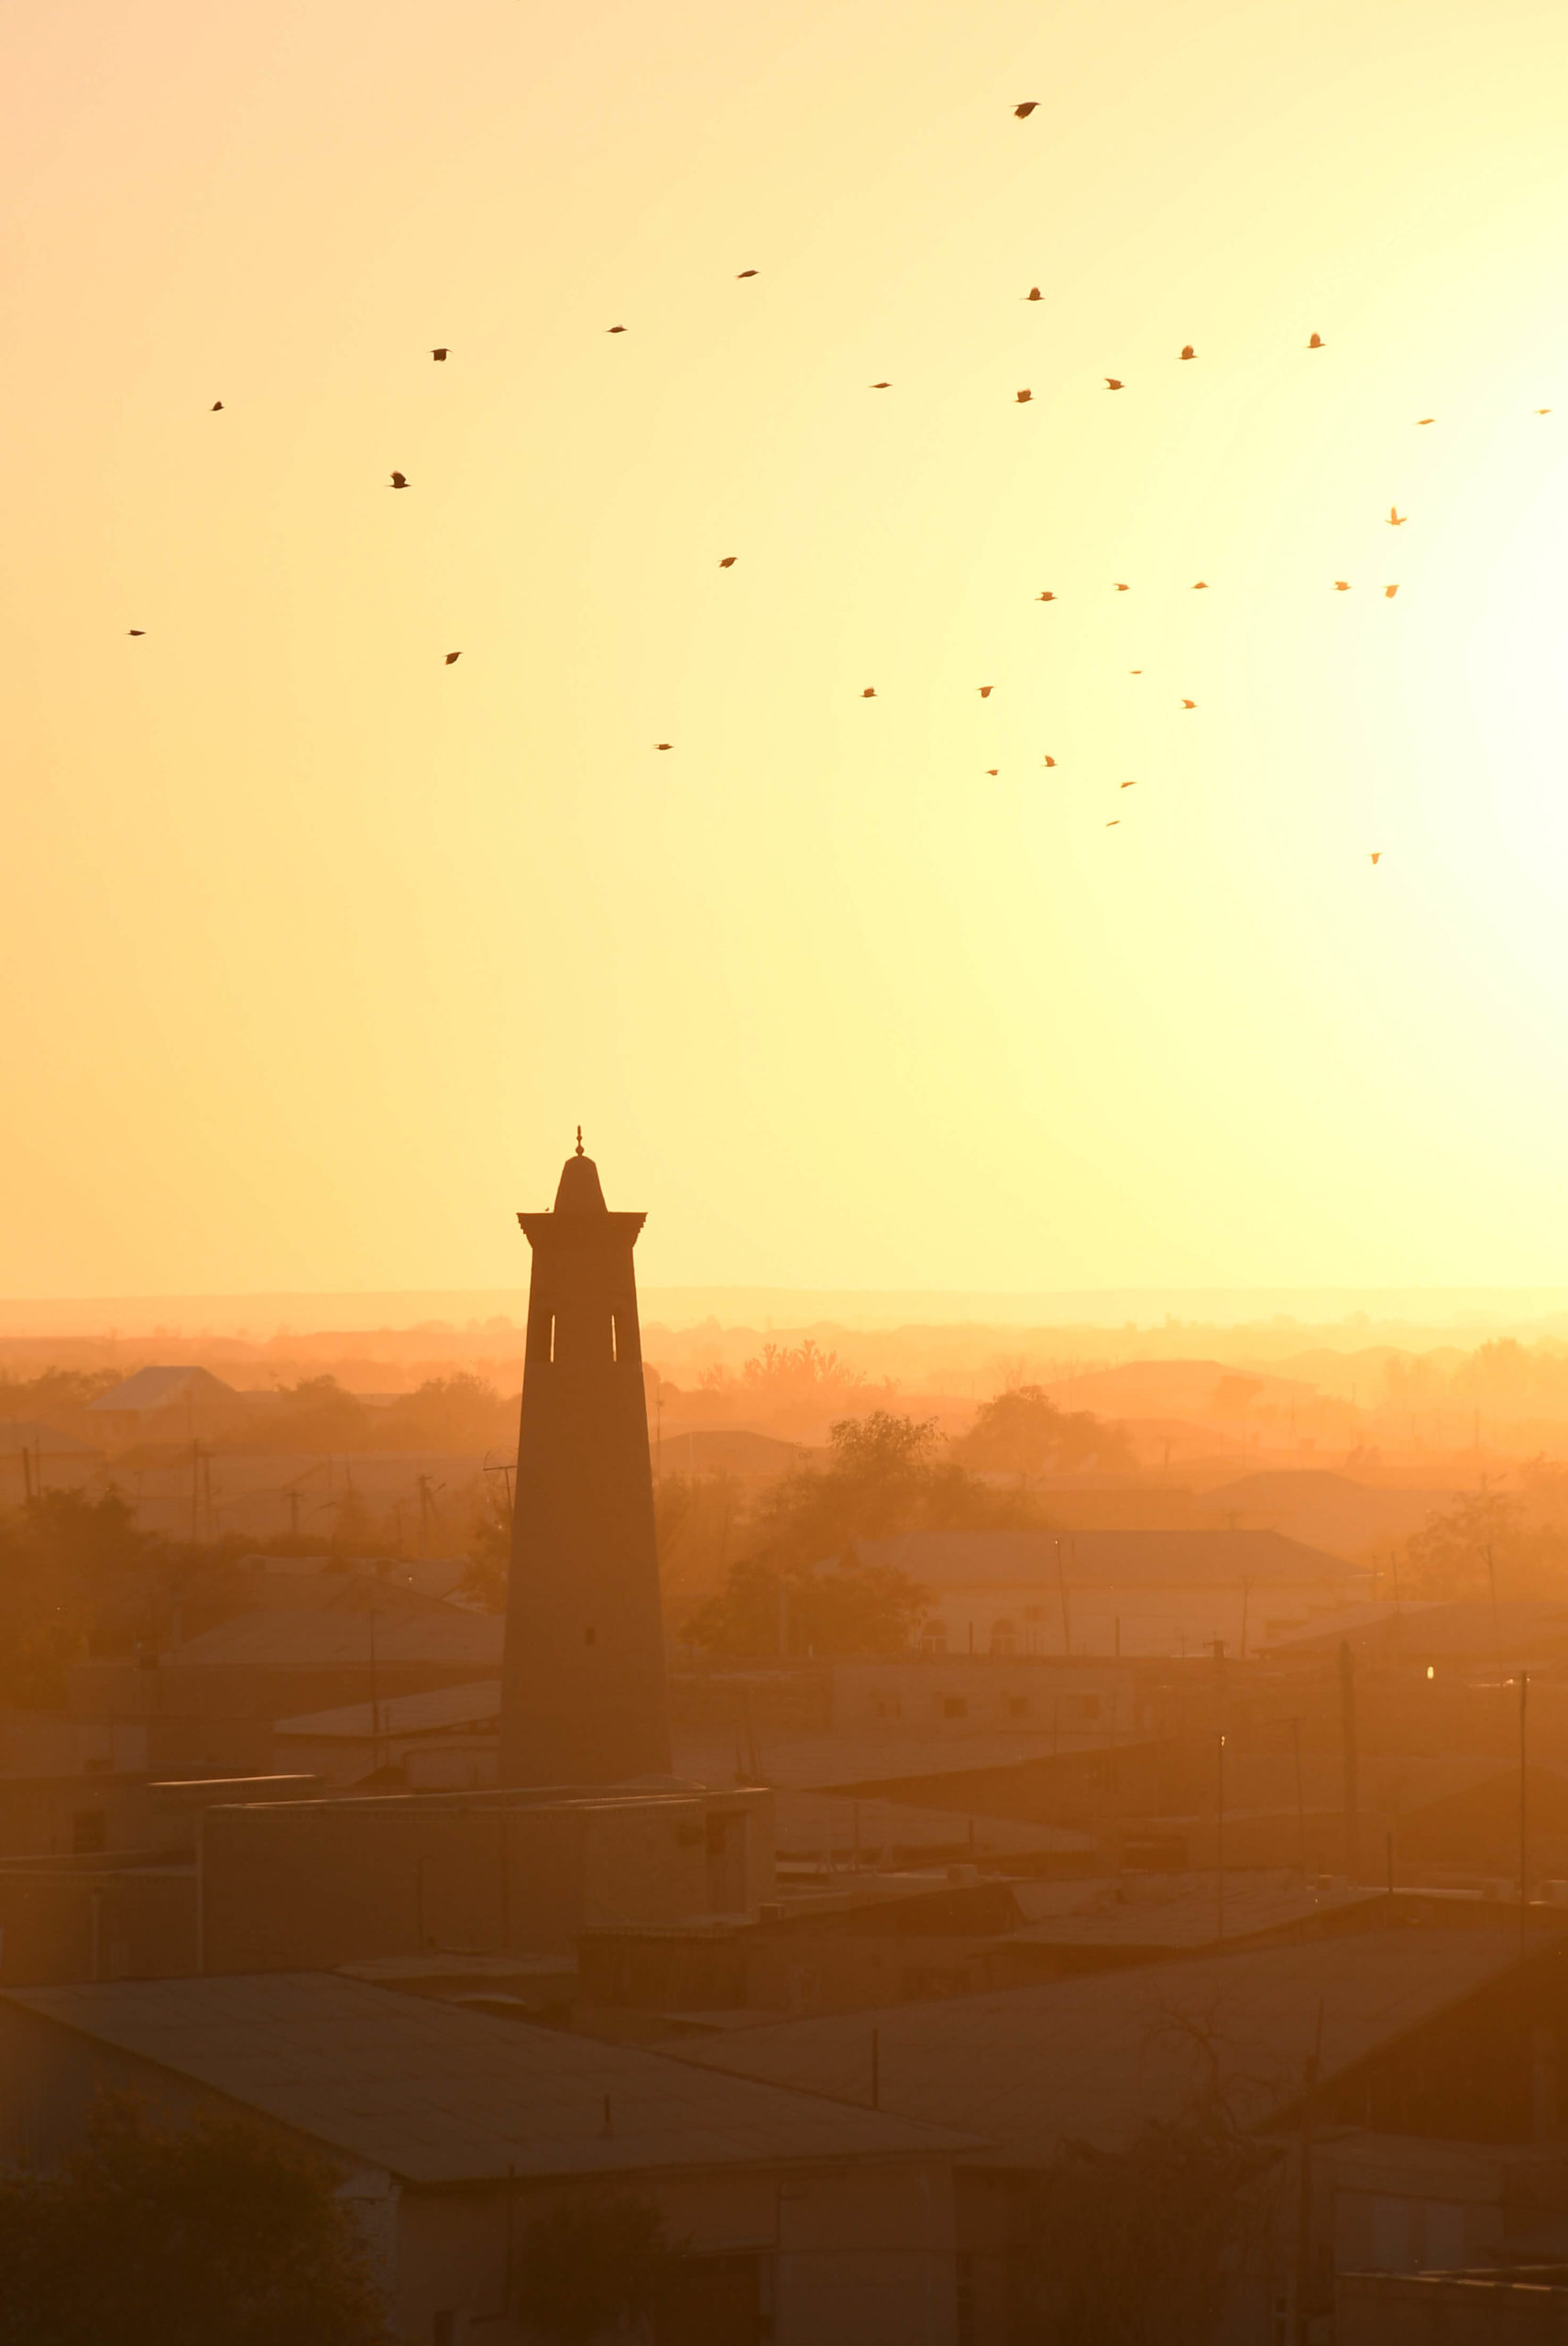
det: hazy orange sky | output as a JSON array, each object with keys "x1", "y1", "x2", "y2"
[{"x1": 7, "y1": 0, "x2": 1568, "y2": 1298}]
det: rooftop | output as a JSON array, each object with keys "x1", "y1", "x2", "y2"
[
  {"x1": 276, "y1": 1680, "x2": 503, "y2": 1740},
  {"x1": 674, "y1": 1927, "x2": 1541, "y2": 2163},
  {"x1": 87, "y1": 1366, "x2": 238, "y2": 1413},
  {"x1": 162, "y1": 1609, "x2": 503, "y2": 1668},
  {"x1": 850, "y1": 1529, "x2": 1364, "y2": 1592},
  {"x1": 5, "y1": 1972, "x2": 976, "y2": 2184}
]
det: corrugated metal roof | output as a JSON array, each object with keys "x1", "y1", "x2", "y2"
[
  {"x1": 4, "y1": 1974, "x2": 977, "y2": 2183},
  {"x1": 674, "y1": 1928, "x2": 1532, "y2": 2162},
  {"x1": 167, "y1": 1610, "x2": 503, "y2": 1667},
  {"x1": 852, "y1": 1529, "x2": 1365, "y2": 1592},
  {"x1": 277, "y1": 1681, "x2": 503, "y2": 1739}
]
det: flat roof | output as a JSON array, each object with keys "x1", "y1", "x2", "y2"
[{"x1": 5, "y1": 1972, "x2": 978, "y2": 2185}]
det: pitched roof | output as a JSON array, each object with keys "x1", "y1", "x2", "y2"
[
  {"x1": 4, "y1": 1973, "x2": 976, "y2": 2184},
  {"x1": 87, "y1": 1366, "x2": 237, "y2": 1413},
  {"x1": 276, "y1": 1680, "x2": 503, "y2": 1740},
  {"x1": 0, "y1": 1421, "x2": 100, "y2": 1455},
  {"x1": 166, "y1": 1609, "x2": 503, "y2": 1668},
  {"x1": 674, "y1": 1928, "x2": 1533, "y2": 2163},
  {"x1": 850, "y1": 1529, "x2": 1364, "y2": 1592}
]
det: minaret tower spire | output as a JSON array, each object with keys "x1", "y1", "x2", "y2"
[{"x1": 498, "y1": 1139, "x2": 671, "y2": 1785}]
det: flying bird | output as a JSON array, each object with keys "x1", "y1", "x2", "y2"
[
  {"x1": 1042, "y1": 755, "x2": 1057, "y2": 767},
  {"x1": 736, "y1": 269, "x2": 758, "y2": 278},
  {"x1": 656, "y1": 742, "x2": 672, "y2": 751},
  {"x1": 1387, "y1": 507, "x2": 1406, "y2": 526},
  {"x1": 444, "y1": 652, "x2": 461, "y2": 664},
  {"x1": 978, "y1": 685, "x2": 993, "y2": 698},
  {"x1": 1308, "y1": 333, "x2": 1324, "y2": 349},
  {"x1": 1016, "y1": 389, "x2": 1033, "y2": 402},
  {"x1": 1191, "y1": 581, "x2": 1208, "y2": 590},
  {"x1": 861, "y1": 687, "x2": 876, "y2": 697},
  {"x1": 389, "y1": 471, "x2": 409, "y2": 488},
  {"x1": 1106, "y1": 819, "x2": 1120, "y2": 827},
  {"x1": 1333, "y1": 580, "x2": 1350, "y2": 591},
  {"x1": 1179, "y1": 345, "x2": 1195, "y2": 360},
  {"x1": 1417, "y1": 417, "x2": 1434, "y2": 425},
  {"x1": 1014, "y1": 102, "x2": 1038, "y2": 117},
  {"x1": 1128, "y1": 669, "x2": 1143, "y2": 674},
  {"x1": 1181, "y1": 698, "x2": 1196, "y2": 708},
  {"x1": 210, "y1": 400, "x2": 224, "y2": 411},
  {"x1": 719, "y1": 556, "x2": 737, "y2": 567},
  {"x1": 1539, "y1": 408, "x2": 1552, "y2": 415},
  {"x1": 1113, "y1": 582, "x2": 1129, "y2": 592},
  {"x1": 1025, "y1": 287, "x2": 1042, "y2": 301},
  {"x1": 126, "y1": 629, "x2": 145, "y2": 636},
  {"x1": 1369, "y1": 852, "x2": 1381, "y2": 864},
  {"x1": 986, "y1": 768, "x2": 998, "y2": 775},
  {"x1": 1385, "y1": 585, "x2": 1398, "y2": 599},
  {"x1": 1105, "y1": 377, "x2": 1124, "y2": 390},
  {"x1": 871, "y1": 381, "x2": 891, "y2": 389},
  {"x1": 608, "y1": 325, "x2": 626, "y2": 334},
  {"x1": 1120, "y1": 779, "x2": 1137, "y2": 788},
  {"x1": 431, "y1": 348, "x2": 448, "y2": 361},
  {"x1": 1036, "y1": 590, "x2": 1057, "y2": 601}
]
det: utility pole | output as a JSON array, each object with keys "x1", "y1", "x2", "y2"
[
  {"x1": 1520, "y1": 1671, "x2": 1530, "y2": 1957},
  {"x1": 368, "y1": 1610, "x2": 382, "y2": 1775},
  {"x1": 1338, "y1": 1641, "x2": 1360, "y2": 1883},
  {"x1": 1054, "y1": 1538, "x2": 1072, "y2": 1659},
  {"x1": 1293, "y1": 2001, "x2": 1325, "y2": 2346},
  {"x1": 1289, "y1": 1716, "x2": 1308, "y2": 1882},
  {"x1": 1216, "y1": 1731, "x2": 1227, "y2": 1945}
]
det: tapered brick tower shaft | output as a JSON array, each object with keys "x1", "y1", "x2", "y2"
[{"x1": 499, "y1": 1138, "x2": 671, "y2": 1785}]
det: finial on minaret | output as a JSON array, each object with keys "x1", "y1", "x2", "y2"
[{"x1": 576, "y1": 1125, "x2": 584, "y2": 1157}]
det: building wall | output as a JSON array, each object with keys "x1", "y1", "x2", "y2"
[
  {"x1": 0, "y1": 1863, "x2": 197, "y2": 1985},
  {"x1": 198, "y1": 1790, "x2": 756, "y2": 1973}
]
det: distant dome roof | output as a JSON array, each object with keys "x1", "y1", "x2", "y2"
[{"x1": 554, "y1": 1143, "x2": 607, "y2": 1212}]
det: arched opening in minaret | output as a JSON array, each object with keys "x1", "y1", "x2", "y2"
[
  {"x1": 548, "y1": 1314, "x2": 556, "y2": 1364},
  {"x1": 610, "y1": 1312, "x2": 619, "y2": 1363}
]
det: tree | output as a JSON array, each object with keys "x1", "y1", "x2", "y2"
[
  {"x1": 1015, "y1": 2104, "x2": 1277, "y2": 2346},
  {"x1": 956, "y1": 1386, "x2": 1132, "y2": 1484},
  {"x1": 0, "y1": 2094, "x2": 389, "y2": 2346},
  {"x1": 0, "y1": 1489, "x2": 150, "y2": 1703},
  {"x1": 515, "y1": 2193, "x2": 681, "y2": 2345},
  {"x1": 1404, "y1": 1488, "x2": 1524, "y2": 1600}
]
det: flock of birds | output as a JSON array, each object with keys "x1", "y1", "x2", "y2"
[{"x1": 120, "y1": 99, "x2": 1559, "y2": 865}]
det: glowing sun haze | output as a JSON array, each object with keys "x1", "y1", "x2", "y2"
[{"x1": 5, "y1": 0, "x2": 1568, "y2": 1297}]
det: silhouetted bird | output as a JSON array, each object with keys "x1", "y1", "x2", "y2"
[
  {"x1": 1370, "y1": 851, "x2": 1381, "y2": 863},
  {"x1": 1191, "y1": 581, "x2": 1208, "y2": 590},
  {"x1": 1179, "y1": 345, "x2": 1195, "y2": 360},
  {"x1": 1106, "y1": 819, "x2": 1120, "y2": 827},
  {"x1": 737, "y1": 269, "x2": 758, "y2": 278},
  {"x1": 389, "y1": 472, "x2": 409, "y2": 488},
  {"x1": 1105, "y1": 377, "x2": 1124, "y2": 389},
  {"x1": 1014, "y1": 102, "x2": 1038, "y2": 116},
  {"x1": 608, "y1": 325, "x2": 626, "y2": 334},
  {"x1": 1334, "y1": 580, "x2": 1350, "y2": 591},
  {"x1": 1181, "y1": 697, "x2": 1196, "y2": 708},
  {"x1": 126, "y1": 629, "x2": 145, "y2": 636},
  {"x1": 656, "y1": 742, "x2": 672, "y2": 750},
  {"x1": 1036, "y1": 590, "x2": 1057, "y2": 601},
  {"x1": 1129, "y1": 669, "x2": 1143, "y2": 674},
  {"x1": 211, "y1": 400, "x2": 224, "y2": 411},
  {"x1": 1121, "y1": 779, "x2": 1137, "y2": 788},
  {"x1": 1417, "y1": 417, "x2": 1434, "y2": 424},
  {"x1": 978, "y1": 685, "x2": 993, "y2": 697},
  {"x1": 432, "y1": 348, "x2": 448, "y2": 361},
  {"x1": 1385, "y1": 585, "x2": 1398, "y2": 598},
  {"x1": 862, "y1": 687, "x2": 876, "y2": 697},
  {"x1": 1539, "y1": 408, "x2": 1552, "y2": 415},
  {"x1": 719, "y1": 556, "x2": 737, "y2": 567},
  {"x1": 1387, "y1": 507, "x2": 1406, "y2": 526},
  {"x1": 871, "y1": 381, "x2": 891, "y2": 389},
  {"x1": 1114, "y1": 582, "x2": 1129, "y2": 592},
  {"x1": 1025, "y1": 287, "x2": 1042, "y2": 301},
  {"x1": 445, "y1": 652, "x2": 461, "y2": 664},
  {"x1": 1016, "y1": 389, "x2": 1033, "y2": 402},
  {"x1": 1308, "y1": 333, "x2": 1324, "y2": 348},
  {"x1": 986, "y1": 768, "x2": 998, "y2": 775},
  {"x1": 1043, "y1": 755, "x2": 1057, "y2": 767}
]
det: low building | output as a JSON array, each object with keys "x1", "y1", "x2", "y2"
[
  {"x1": 0, "y1": 1971, "x2": 972, "y2": 2346},
  {"x1": 844, "y1": 1528, "x2": 1368, "y2": 1660},
  {"x1": 84, "y1": 1365, "x2": 247, "y2": 1449},
  {"x1": 274, "y1": 1680, "x2": 503, "y2": 1789}
]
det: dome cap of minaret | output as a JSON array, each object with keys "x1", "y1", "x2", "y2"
[{"x1": 554, "y1": 1127, "x2": 607, "y2": 1212}]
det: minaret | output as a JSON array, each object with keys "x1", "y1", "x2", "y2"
[{"x1": 498, "y1": 1135, "x2": 672, "y2": 1786}]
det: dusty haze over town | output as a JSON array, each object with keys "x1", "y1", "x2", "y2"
[{"x1": 10, "y1": 2, "x2": 1568, "y2": 2343}]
